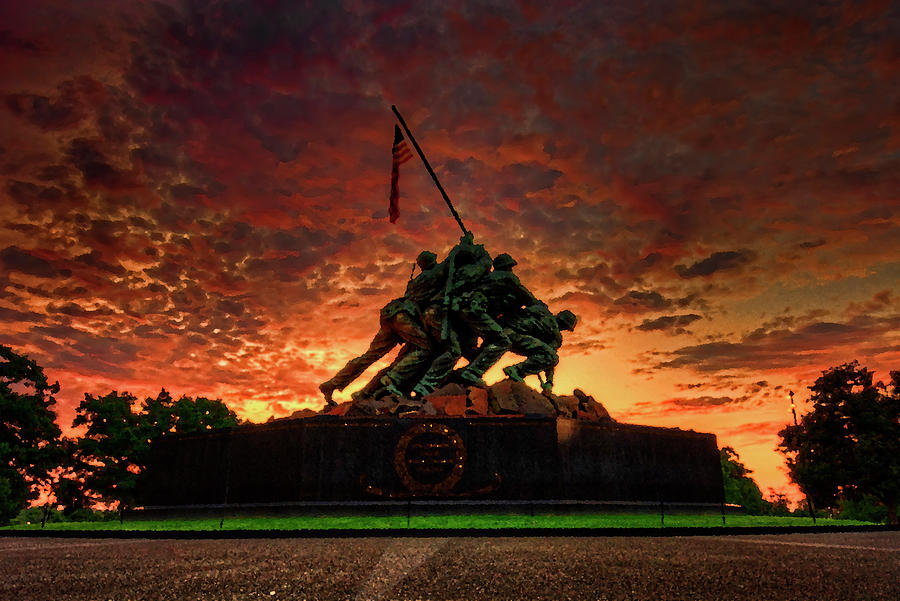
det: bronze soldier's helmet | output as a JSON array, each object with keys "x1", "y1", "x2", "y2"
[
  {"x1": 492, "y1": 253, "x2": 517, "y2": 271},
  {"x1": 416, "y1": 251, "x2": 437, "y2": 270},
  {"x1": 556, "y1": 310, "x2": 577, "y2": 331}
]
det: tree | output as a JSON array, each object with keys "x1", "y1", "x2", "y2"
[
  {"x1": 720, "y1": 446, "x2": 768, "y2": 515},
  {"x1": 764, "y1": 489, "x2": 793, "y2": 517},
  {"x1": 52, "y1": 437, "x2": 95, "y2": 517},
  {"x1": 72, "y1": 390, "x2": 144, "y2": 510},
  {"x1": 837, "y1": 494, "x2": 889, "y2": 523},
  {"x1": 171, "y1": 395, "x2": 238, "y2": 433},
  {"x1": 778, "y1": 362, "x2": 900, "y2": 524},
  {"x1": 140, "y1": 388, "x2": 176, "y2": 439},
  {"x1": 71, "y1": 388, "x2": 238, "y2": 509},
  {"x1": 0, "y1": 346, "x2": 62, "y2": 525}
]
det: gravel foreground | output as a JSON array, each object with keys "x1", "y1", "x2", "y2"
[{"x1": 1, "y1": 532, "x2": 897, "y2": 600}]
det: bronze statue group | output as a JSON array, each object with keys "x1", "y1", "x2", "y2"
[{"x1": 319, "y1": 233, "x2": 577, "y2": 405}]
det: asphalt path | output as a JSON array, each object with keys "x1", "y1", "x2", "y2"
[{"x1": 1, "y1": 532, "x2": 897, "y2": 600}]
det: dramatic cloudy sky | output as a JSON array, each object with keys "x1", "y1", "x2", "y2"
[{"x1": 2, "y1": 0, "x2": 899, "y2": 499}]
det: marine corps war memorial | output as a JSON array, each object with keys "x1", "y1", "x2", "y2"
[{"x1": 137, "y1": 108, "x2": 724, "y2": 512}]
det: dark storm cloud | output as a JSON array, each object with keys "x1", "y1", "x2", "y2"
[
  {"x1": 143, "y1": 259, "x2": 185, "y2": 286},
  {"x1": 665, "y1": 395, "x2": 746, "y2": 409},
  {"x1": 130, "y1": 144, "x2": 177, "y2": 171},
  {"x1": 168, "y1": 183, "x2": 207, "y2": 200},
  {"x1": 845, "y1": 289, "x2": 896, "y2": 315},
  {"x1": 613, "y1": 290, "x2": 672, "y2": 312},
  {"x1": 630, "y1": 252, "x2": 662, "y2": 274},
  {"x1": 216, "y1": 299, "x2": 245, "y2": 317},
  {"x1": 0, "y1": 29, "x2": 40, "y2": 53},
  {"x1": 657, "y1": 341, "x2": 774, "y2": 373},
  {"x1": 498, "y1": 162, "x2": 563, "y2": 196},
  {"x1": 675, "y1": 382, "x2": 705, "y2": 390},
  {"x1": 46, "y1": 302, "x2": 114, "y2": 318},
  {"x1": 6, "y1": 180, "x2": 64, "y2": 205},
  {"x1": 74, "y1": 250, "x2": 126, "y2": 276},
  {"x1": 248, "y1": 92, "x2": 380, "y2": 164},
  {"x1": 636, "y1": 313, "x2": 702, "y2": 333},
  {"x1": 170, "y1": 285, "x2": 207, "y2": 311},
  {"x1": 35, "y1": 164, "x2": 75, "y2": 182},
  {"x1": 653, "y1": 314, "x2": 900, "y2": 374},
  {"x1": 122, "y1": 0, "x2": 380, "y2": 176},
  {"x1": 66, "y1": 138, "x2": 134, "y2": 188},
  {"x1": 0, "y1": 246, "x2": 71, "y2": 279},
  {"x1": 528, "y1": 199, "x2": 629, "y2": 258},
  {"x1": 0, "y1": 306, "x2": 38, "y2": 322},
  {"x1": 547, "y1": 260, "x2": 625, "y2": 304},
  {"x1": 150, "y1": 204, "x2": 204, "y2": 235},
  {"x1": 133, "y1": 324, "x2": 166, "y2": 339},
  {"x1": 675, "y1": 250, "x2": 756, "y2": 278},
  {"x1": 4, "y1": 76, "x2": 102, "y2": 131},
  {"x1": 620, "y1": 391, "x2": 750, "y2": 420},
  {"x1": 28, "y1": 324, "x2": 141, "y2": 378},
  {"x1": 243, "y1": 253, "x2": 317, "y2": 282}
]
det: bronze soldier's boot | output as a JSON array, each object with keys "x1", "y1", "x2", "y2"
[
  {"x1": 412, "y1": 381, "x2": 433, "y2": 399},
  {"x1": 503, "y1": 365, "x2": 524, "y2": 383},
  {"x1": 457, "y1": 371, "x2": 486, "y2": 388},
  {"x1": 455, "y1": 329, "x2": 510, "y2": 387}
]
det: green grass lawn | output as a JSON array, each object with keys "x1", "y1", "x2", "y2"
[{"x1": 1, "y1": 513, "x2": 877, "y2": 531}]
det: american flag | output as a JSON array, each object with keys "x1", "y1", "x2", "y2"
[{"x1": 389, "y1": 124, "x2": 412, "y2": 223}]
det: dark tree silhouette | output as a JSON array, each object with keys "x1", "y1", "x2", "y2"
[
  {"x1": 141, "y1": 388, "x2": 177, "y2": 439},
  {"x1": 72, "y1": 390, "x2": 144, "y2": 511},
  {"x1": 172, "y1": 394, "x2": 239, "y2": 433},
  {"x1": 765, "y1": 489, "x2": 793, "y2": 517},
  {"x1": 71, "y1": 388, "x2": 238, "y2": 510},
  {"x1": 52, "y1": 438, "x2": 93, "y2": 517},
  {"x1": 778, "y1": 362, "x2": 900, "y2": 524},
  {"x1": 720, "y1": 446, "x2": 768, "y2": 515},
  {"x1": 0, "y1": 346, "x2": 62, "y2": 525},
  {"x1": 140, "y1": 389, "x2": 239, "y2": 435}
]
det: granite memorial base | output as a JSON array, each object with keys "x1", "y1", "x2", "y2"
[{"x1": 136, "y1": 416, "x2": 724, "y2": 513}]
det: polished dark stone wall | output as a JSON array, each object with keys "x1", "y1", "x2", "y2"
[{"x1": 137, "y1": 416, "x2": 723, "y2": 506}]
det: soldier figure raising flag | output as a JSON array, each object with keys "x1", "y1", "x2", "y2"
[{"x1": 318, "y1": 107, "x2": 577, "y2": 404}]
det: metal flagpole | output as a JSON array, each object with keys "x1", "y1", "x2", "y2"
[{"x1": 391, "y1": 105, "x2": 470, "y2": 237}]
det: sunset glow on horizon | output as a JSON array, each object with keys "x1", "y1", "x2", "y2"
[{"x1": 3, "y1": 0, "x2": 900, "y2": 503}]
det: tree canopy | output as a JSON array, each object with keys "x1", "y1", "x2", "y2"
[
  {"x1": 720, "y1": 446, "x2": 769, "y2": 515},
  {"x1": 0, "y1": 345, "x2": 62, "y2": 524},
  {"x1": 778, "y1": 361, "x2": 900, "y2": 524},
  {"x1": 71, "y1": 390, "x2": 144, "y2": 510},
  {"x1": 70, "y1": 388, "x2": 238, "y2": 509},
  {"x1": 0, "y1": 344, "x2": 242, "y2": 520}
]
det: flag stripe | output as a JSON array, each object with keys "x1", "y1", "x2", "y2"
[
  {"x1": 393, "y1": 143, "x2": 412, "y2": 163},
  {"x1": 389, "y1": 125, "x2": 410, "y2": 224}
]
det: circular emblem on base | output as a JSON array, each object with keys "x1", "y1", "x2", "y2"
[{"x1": 394, "y1": 422, "x2": 466, "y2": 495}]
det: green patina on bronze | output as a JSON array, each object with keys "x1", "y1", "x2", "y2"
[{"x1": 319, "y1": 233, "x2": 577, "y2": 405}]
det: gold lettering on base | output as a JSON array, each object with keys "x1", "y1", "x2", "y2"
[{"x1": 393, "y1": 422, "x2": 467, "y2": 495}]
